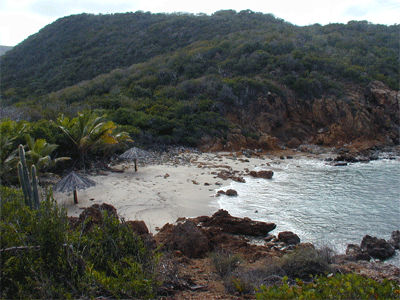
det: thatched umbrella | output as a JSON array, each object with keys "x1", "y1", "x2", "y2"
[
  {"x1": 119, "y1": 147, "x2": 153, "y2": 171},
  {"x1": 53, "y1": 171, "x2": 96, "y2": 204}
]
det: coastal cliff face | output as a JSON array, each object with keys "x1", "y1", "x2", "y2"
[{"x1": 200, "y1": 80, "x2": 399, "y2": 153}]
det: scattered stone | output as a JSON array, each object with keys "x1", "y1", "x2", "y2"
[
  {"x1": 334, "y1": 162, "x2": 348, "y2": 166},
  {"x1": 232, "y1": 176, "x2": 246, "y2": 183},
  {"x1": 225, "y1": 189, "x2": 238, "y2": 196},
  {"x1": 249, "y1": 170, "x2": 274, "y2": 179}
]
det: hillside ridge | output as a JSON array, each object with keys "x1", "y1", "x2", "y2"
[{"x1": 0, "y1": 10, "x2": 399, "y2": 151}]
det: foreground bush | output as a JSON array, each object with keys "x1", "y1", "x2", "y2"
[
  {"x1": 256, "y1": 273, "x2": 400, "y2": 299},
  {"x1": 0, "y1": 189, "x2": 160, "y2": 299}
]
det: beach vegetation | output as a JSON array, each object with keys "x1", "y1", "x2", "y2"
[
  {"x1": 0, "y1": 189, "x2": 160, "y2": 299},
  {"x1": 256, "y1": 273, "x2": 400, "y2": 299},
  {"x1": 210, "y1": 250, "x2": 242, "y2": 278},
  {"x1": 52, "y1": 110, "x2": 132, "y2": 168}
]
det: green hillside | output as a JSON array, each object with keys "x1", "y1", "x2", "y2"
[
  {"x1": 1, "y1": 10, "x2": 398, "y2": 102},
  {"x1": 1, "y1": 10, "x2": 399, "y2": 148},
  {"x1": 0, "y1": 46, "x2": 13, "y2": 56}
]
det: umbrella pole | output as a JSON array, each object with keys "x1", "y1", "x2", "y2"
[
  {"x1": 134, "y1": 158, "x2": 137, "y2": 172},
  {"x1": 73, "y1": 188, "x2": 78, "y2": 204}
]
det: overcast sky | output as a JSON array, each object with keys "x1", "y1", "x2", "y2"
[{"x1": 1, "y1": 0, "x2": 399, "y2": 46}]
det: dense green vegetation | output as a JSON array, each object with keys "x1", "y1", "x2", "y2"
[
  {"x1": 256, "y1": 274, "x2": 400, "y2": 299},
  {"x1": 0, "y1": 188, "x2": 160, "y2": 299},
  {"x1": 1, "y1": 10, "x2": 399, "y2": 147},
  {"x1": 0, "y1": 113, "x2": 132, "y2": 185}
]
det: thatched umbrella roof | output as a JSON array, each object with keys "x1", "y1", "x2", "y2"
[
  {"x1": 53, "y1": 171, "x2": 96, "y2": 193},
  {"x1": 119, "y1": 147, "x2": 153, "y2": 160}
]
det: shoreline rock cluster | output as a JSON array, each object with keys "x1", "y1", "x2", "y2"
[{"x1": 69, "y1": 204, "x2": 400, "y2": 280}]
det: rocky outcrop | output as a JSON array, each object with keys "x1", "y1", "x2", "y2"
[
  {"x1": 360, "y1": 235, "x2": 396, "y2": 260},
  {"x1": 192, "y1": 209, "x2": 276, "y2": 237},
  {"x1": 198, "y1": 80, "x2": 399, "y2": 154}
]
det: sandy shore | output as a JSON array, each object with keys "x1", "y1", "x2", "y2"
[{"x1": 54, "y1": 150, "x2": 322, "y2": 232}]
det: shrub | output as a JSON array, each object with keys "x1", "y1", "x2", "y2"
[
  {"x1": 256, "y1": 273, "x2": 400, "y2": 299},
  {"x1": 210, "y1": 250, "x2": 242, "y2": 278},
  {"x1": 277, "y1": 246, "x2": 333, "y2": 281}
]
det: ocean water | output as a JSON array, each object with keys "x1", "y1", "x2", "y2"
[{"x1": 217, "y1": 155, "x2": 400, "y2": 266}]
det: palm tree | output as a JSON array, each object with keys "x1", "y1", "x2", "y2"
[
  {"x1": 53, "y1": 110, "x2": 132, "y2": 168},
  {"x1": 24, "y1": 135, "x2": 70, "y2": 172}
]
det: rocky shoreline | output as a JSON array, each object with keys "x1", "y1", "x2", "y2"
[
  {"x1": 69, "y1": 204, "x2": 400, "y2": 298},
  {"x1": 61, "y1": 146, "x2": 400, "y2": 298}
]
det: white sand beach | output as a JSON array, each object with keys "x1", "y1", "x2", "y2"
[{"x1": 54, "y1": 150, "x2": 306, "y2": 232}]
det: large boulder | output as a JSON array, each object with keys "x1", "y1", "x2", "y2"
[
  {"x1": 195, "y1": 209, "x2": 276, "y2": 237},
  {"x1": 156, "y1": 220, "x2": 212, "y2": 258},
  {"x1": 360, "y1": 235, "x2": 396, "y2": 260},
  {"x1": 278, "y1": 231, "x2": 300, "y2": 245}
]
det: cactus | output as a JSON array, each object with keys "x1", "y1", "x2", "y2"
[
  {"x1": 31, "y1": 165, "x2": 40, "y2": 209},
  {"x1": 17, "y1": 144, "x2": 40, "y2": 209}
]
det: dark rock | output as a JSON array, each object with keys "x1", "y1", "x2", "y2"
[
  {"x1": 360, "y1": 235, "x2": 396, "y2": 260},
  {"x1": 346, "y1": 244, "x2": 362, "y2": 255},
  {"x1": 286, "y1": 138, "x2": 302, "y2": 149},
  {"x1": 277, "y1": 231, "x2": 300, "y2": 245},
  {"x1": 344, "y1": 244, "x2": 371, "y2": 261},
  {"x1": 249, "y1": 170, "x2": 274, "y2": 179},
  {"x1": 126, "y1": 220, "x2": 149, "y2": 235},
  {"x1": 194, "y1": 209, "x2": 276, "y2": 237},
  {"x1": 334, "y1": 162, "x2": 348, "y2": 166},
  {"x1": 232, "y1": 176, "x2": 246, "y2": 183},
  {"x1": 334, "y1": 155, "x2": 359, "y2": 163},
  {"x1": 156, "y1": 220, "x2": 212, "y2": 258},
  {"x1": 79, "y1": 203, "x2": 118, "y2": 226},
  {"x1": 225, "y1": 189, "x2": 238, "y2": 196},
  {"x1": 389, "y1": 230, "x2": 400, "y2": 249}
]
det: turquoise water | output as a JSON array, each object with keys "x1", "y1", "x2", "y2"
[{"x1": 217, "y1": 156, "x2": 400, "y2": 266}]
